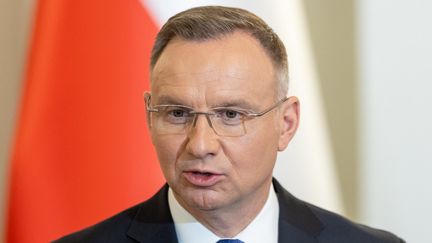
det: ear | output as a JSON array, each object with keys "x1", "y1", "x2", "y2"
[
  {"x1": 278, "y1": 96, "x2": 300, "y2": 151},
  {"x1": 144, "y1": 91, "x2": 151, "y2": 105},
  {"x1": 143, "y1": 91, "x2": 152, "y2": 130}
]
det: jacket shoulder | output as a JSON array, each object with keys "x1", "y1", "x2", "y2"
[
  {"x1": 52, "y1": 185, "x2": 172, "y2": 243},
  {"x1": 272, "y1": 178, "x2": 404, "y2": 243},
  {"x1": 307, "y1": 203, "x2": 405, "y2": 243},
  {"x1": 52, "y1": 204, "x2": 140, "y2": 243}
]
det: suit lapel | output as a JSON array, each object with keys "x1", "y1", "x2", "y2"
[
  {"x1": 127, "y1": 185, "x2": 179, "y2": 243},
  {"x1": 274, "y1": 179, "x2": 324, "y2": 243}
]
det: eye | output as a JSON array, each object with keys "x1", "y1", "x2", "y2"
[
  {"x1": 224, "y1": 110, "x2": 239, "y2": 119},
  {"x1": 171, "y1": 109, "x2": 187, "y2": 117},
  {"x1": 215, "y1": 109, "x2": 246, "y2": 125},
  {"x1": 162, "y1": 106, "x2": 192, "y2": 124}
]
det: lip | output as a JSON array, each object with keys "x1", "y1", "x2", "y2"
[{"x1": 183, "y1": 170, "x2": 223, "y2": 187}]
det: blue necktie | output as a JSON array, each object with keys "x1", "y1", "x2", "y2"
[{"x1": 216, "y1": 240, "x2": 244, "y2": 243}]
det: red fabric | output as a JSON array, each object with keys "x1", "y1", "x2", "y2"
[{"x1": 6, "y1": 1, "x2": 163, "y2": 242}]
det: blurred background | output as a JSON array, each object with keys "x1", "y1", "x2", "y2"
[{"x1": 1, "y1": 0, "x2": 431, "y2": 242}]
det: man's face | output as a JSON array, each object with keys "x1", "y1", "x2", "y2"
[{"x1": 148, "y1": 32, "x2": 299, "y2": 213}]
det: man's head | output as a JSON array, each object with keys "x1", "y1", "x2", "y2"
[
  {"x1": 150, "y1": 6, "x2": 289, "y2": 99},
  {"x1": 145, "y1": 6, "x2": 299, "y2": 221}
]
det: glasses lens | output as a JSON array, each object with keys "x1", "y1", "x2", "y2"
[
  {"x1": 150, "y1": 106, "x2": 191, "y2": 135},
  {"x1": 210, "y1": 115, "x2": 246, "y2": 137}
]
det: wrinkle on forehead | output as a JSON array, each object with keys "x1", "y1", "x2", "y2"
[
  {"x1": 152, "y1": 69, "x2": 248, "y2": 89},
  {"x1": 150, "y1": 32, "x2": 277, "y2": 108},
  {"x1": 151, "y1": 32, "x2": 273, "y2": 81}
]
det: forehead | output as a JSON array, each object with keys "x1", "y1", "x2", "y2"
[{"x1": 150, "y1": 32, "x2": 277, "y2": 106}]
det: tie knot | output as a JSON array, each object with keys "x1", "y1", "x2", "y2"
[{"x1": 216, "y1": 239, "x2": 244, "y2": 243}]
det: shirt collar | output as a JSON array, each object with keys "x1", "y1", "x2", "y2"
[{"x1": 168, "y1": 184, "x2": 279, "y2": 243}]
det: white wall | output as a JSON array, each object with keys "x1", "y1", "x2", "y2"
[{"x1": 358, "y1": 1, "x2": 432, "y2": 242}]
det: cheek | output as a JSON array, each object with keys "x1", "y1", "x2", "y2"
[
  {"x1": 152, "y1": 136, "x2": 183, "y2": 175},
  {"x1": 245, "y1": 119, "x2": 280, "y2": 154},
  {"x1": 223, "y1": 129, "x2": 279, "y2": 175}
]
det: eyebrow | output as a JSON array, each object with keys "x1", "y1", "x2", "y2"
[
  {"x1": 212, "y1": 100, "x2": 257, "y2": 111},
  {"x1": 152, "y1": 95, "x2": 187, "y2": 106},
  {"x1": 152, "y1": 95, "x2": 258, "y2": 111}
]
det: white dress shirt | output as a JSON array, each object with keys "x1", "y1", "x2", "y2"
[{"x1": 168, "y1": 184, "x2": 279, "y2": 243}]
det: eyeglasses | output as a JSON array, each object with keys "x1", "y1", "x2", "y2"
[{"x1": 145, "y1": 95, "x2": 288, "y2": 137}]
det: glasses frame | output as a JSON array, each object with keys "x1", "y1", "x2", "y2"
[{"x1": 145, "y1": 95, "x2": 288, "y2": 137}]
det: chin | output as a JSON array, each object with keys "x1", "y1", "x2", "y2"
[{"x1": 185, "y1": 189, "x2": 224, "y2": 211}]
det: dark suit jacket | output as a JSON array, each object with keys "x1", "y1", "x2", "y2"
[{"x1": 54, "y1": 179, "x2": 404, "y2": 243}]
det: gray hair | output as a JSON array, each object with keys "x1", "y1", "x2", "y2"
[{"x1": 150, "y1": 6, "x2": 289, "y2": 98}]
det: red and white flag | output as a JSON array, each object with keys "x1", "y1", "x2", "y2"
[{"x1": 6, "y1": 1, "x2": 164, "y2": 242}]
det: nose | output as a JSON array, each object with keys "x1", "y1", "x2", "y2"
[
  {"x1": 185, "y1": 113, "x2": 220, "y2": 159},
  {"x1": 191, "y1": 112, "x2": 214, "y2": 129}
]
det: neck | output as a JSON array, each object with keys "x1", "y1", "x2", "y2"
[{"x1": 174, "y1": 179, "x2": 273, "y2": 238}]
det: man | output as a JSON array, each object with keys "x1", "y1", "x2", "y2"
[{"x1": 55, "y1": 6, "x2": 404, "y2": 243}]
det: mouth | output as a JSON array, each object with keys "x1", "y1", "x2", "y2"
[{"x1": 183, "y1": 170, "x2": 223, "y2": 187}]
